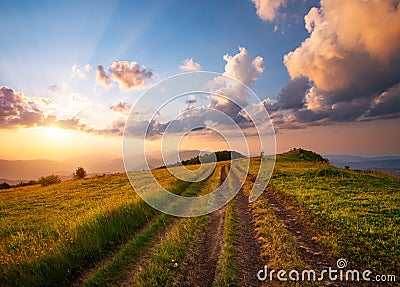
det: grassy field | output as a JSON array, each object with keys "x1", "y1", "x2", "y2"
[
  {"x1": 0, "y1": 168, "x2": 188, "y2": 286},
  {"x1": 249, "y1": 151, "x2": 400, "y2": 276},
  {"x1": 0, "y1": 151, "x2": 398, "y2": 286}
]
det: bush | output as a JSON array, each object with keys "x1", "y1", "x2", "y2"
[
  {"x1": 0, "y1": 182, "x2": 11, "y2": 190},
  {"x1": 73, "y1": 166, "x2": 87, "y2": 179},
  {"x1": 15, "y1": 180, "x2": 38, "y2": 187},
  {"x1": 38, "y1": 174, "x2": 61, "y2": 186}
]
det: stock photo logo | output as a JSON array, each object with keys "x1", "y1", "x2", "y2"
[{"x1": 123, "y1": 72, "x2": 276, "y2": 217}]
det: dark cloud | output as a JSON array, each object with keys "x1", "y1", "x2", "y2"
[
  {"x1": 0, "y1": 86, "x2": 85, "y2": 130},
  {"x1": 368, "y1": 83, "x2": 400, "y2": 118},
  {"x1": 49, "y1": 85, "x2": 60, "y2": 91},
  {"x1": 185, "y1": 95, "x2": 197, "y2": 105},
  {"x1": 270, "y1": 0, "x2": 400, "y2": 129},
  {"x1": 265, "y1": 77, "x2": 309, "y2": 111}
]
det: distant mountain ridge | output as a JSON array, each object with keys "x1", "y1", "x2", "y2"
[
  {"x1": 325, "y1": 155, "x2": 400, "y2": 176},
  {"x1": 0, "y1": 150, "x2": 204, "y2": 183},
  {"x1": 0, "y1": 155, "x2": 124, "y2": 183}
]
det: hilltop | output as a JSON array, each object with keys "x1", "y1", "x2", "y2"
[
  {"x1": 278, "y1": 148, "x2": 329, "y2": 163},
  {"x1": 161, "y1": 150, "x2": 245, "y2": 168}
]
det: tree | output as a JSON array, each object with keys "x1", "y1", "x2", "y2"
[
  {"x1": 38, "y1": 174, "x2": 61, "y2": 186},
  {"x1": 73, "y1": 166, "x2": 87, "y2": 179}
]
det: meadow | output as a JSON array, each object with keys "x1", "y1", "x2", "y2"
[{"x1": 0, "y1": 150, "x2": 398, "y2": 286}]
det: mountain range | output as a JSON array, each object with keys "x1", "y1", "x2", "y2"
[
  {"x1": 324, "y1": 155, "x2": 400, "y2": 176},
  {"x1": 2, "y1": 152, "x2": 399, "y2": 185},
  {"x1": 0, "y1": 150, "x2": 203, "y2": 184}
]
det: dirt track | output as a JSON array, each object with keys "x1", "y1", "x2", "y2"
[
  {"x1": 236, "y1": 185, "x2": 266, "y2": 287},
  {"x1": 183, "y1": 166, "x2": 227, "y2": 287}
]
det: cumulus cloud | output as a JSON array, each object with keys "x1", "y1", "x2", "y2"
[
  {"x1": 265, "y1": 0, "x2": 400, "y2": 128},
  {"x1": 285, "y1": 0, "x2": 400, "y2": 93},
  {"x1": 179, "y1": 58, "x2": 201, "y2": 71},
  {"x1": 96, "y1": 65, "x2": 112, "y2": 88},
  {"x1": 368, "y1": 83, "x2": 400, "y2": 119},
  {"x1": 71, "y1": 64, "x2": 92, "y2": 80},
  {"x1": 0, "y1": 86, "x2": 85, "y2": 130},
  {"x1": 124, "y1": 47, "x2": 266, "y2": 138},
  {"x1": 109, "y1": 61, "x2": 153, "y2": 91},
  {"x1": 110, "y1": 102, "x2": 132, "y2": 114},
  {"x1": 96, "y1": 61, "x2": 153, "y2": 91},
  {"x1": 265, "y1": 77, "x2": 310, "y2": 111},
  {"x1": 251, "y1": 0, "x2": 287, "y2": 21},
  {"x1": 223, "y1": 46, "x2": 264, "y2": 87}
]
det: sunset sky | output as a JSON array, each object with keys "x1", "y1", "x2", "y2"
[{"x1": 1, "y1": 0, "x2": 399, "y2": 160}]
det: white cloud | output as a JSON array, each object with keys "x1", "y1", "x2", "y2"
[
  {"x1": 223, "y1": 46, "x2": 264, "y2": 87},
  {"x1": 251, "y1": 0, "x2": 287, "y2": 21},
  {"x1": 179, "y1": 58, "x2": 201, "y2": 71},
  {"x1": 284, "y1": 0, "x2": 400, "y2": 92},
  {"x1": 71, "y1": 64, "x2": 91, "y2": 80},
  {"x1": 84, "y1": 64, "x2": 92, "y2": 71},
  {"x1": 109, "y1": 61, "x2": 153, "y2": 91},
  {"x1": 304, "y1": 87, "x2": 326, "y2": 112},
  {"x1": 96, "y1": 61, "x2": 153, "y2": 91},
  {"x1": 71, "y1": 92, "x2": 88, "y2": 103}
]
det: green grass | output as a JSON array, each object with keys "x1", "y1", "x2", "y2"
[
  {"x1": 0, "y1": 169, "x2": 186, "y2": 286},
  {"x1": 240, "y1": 173, "x2": 306, "y2": 271},
  {"x1": 1, "y1": 153, "x2": 398, "y2": 286},
  {"x1": 249, "y1": 156, "x2": 400, "y2": 275},
  {"x1": 82, "y1": 170, "x2": 214, "y2": 286},
  {"x1": 131, "y1": 164, "x2": 224, "y2": 286}
]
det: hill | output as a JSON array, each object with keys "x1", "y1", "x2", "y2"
[
  {"x1": 278, "y1": 148, "x2": 329, "y2": 162},
  {"x1": 163, "y1": 150, "x2": 245, "y2": 168}
]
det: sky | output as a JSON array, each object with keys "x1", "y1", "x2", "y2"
[{"x1": 0, "y1": 0, "x2": 399, "y2": 160}]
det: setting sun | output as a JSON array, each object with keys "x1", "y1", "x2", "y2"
[{"x1": 44, "y1": 126, "x2": 68, "y2": 140}]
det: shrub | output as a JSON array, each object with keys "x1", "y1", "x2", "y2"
[
  {"x1": 15, "y1": 180, "x2": 38, "y2": 187},
  {"x1": 73, "y1": 166, "x2": 87, "y2": 179},
  {"x1": 38, "y1": 174, "x2": 61, "y2": 186},
  {"x1": 0, "y1": 182, "x2": 11, "y2": 190}
]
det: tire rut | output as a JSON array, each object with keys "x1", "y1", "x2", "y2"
[
  {"x1": 183, "y1": 165, "x2": 228, "y2": 287},
  {"x1": 236, "y1": 186, "x2": 266, "y2": 287},
  {"x1": 248, "y1": 174, "x2": 357, "y2": 286}
]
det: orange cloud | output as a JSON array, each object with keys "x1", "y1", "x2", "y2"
[
  {"x1": 263, "y1": 0, "x2": 400, "y2": 129},
  {"x1": 284, "y1": 0, "x2": 400, "y2": 92}
]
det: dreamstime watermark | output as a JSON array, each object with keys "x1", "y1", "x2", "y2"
[
  {"x1": 257, "y1": 259, "x2": 396, "y2": 283},
  {"x1": 122, "y1": 72, "x2": 276, "y2": 217}
]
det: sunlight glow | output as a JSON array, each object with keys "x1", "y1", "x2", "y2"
[{"x1": 44, "y1": 126, "x2": 68, "y2": 141}]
